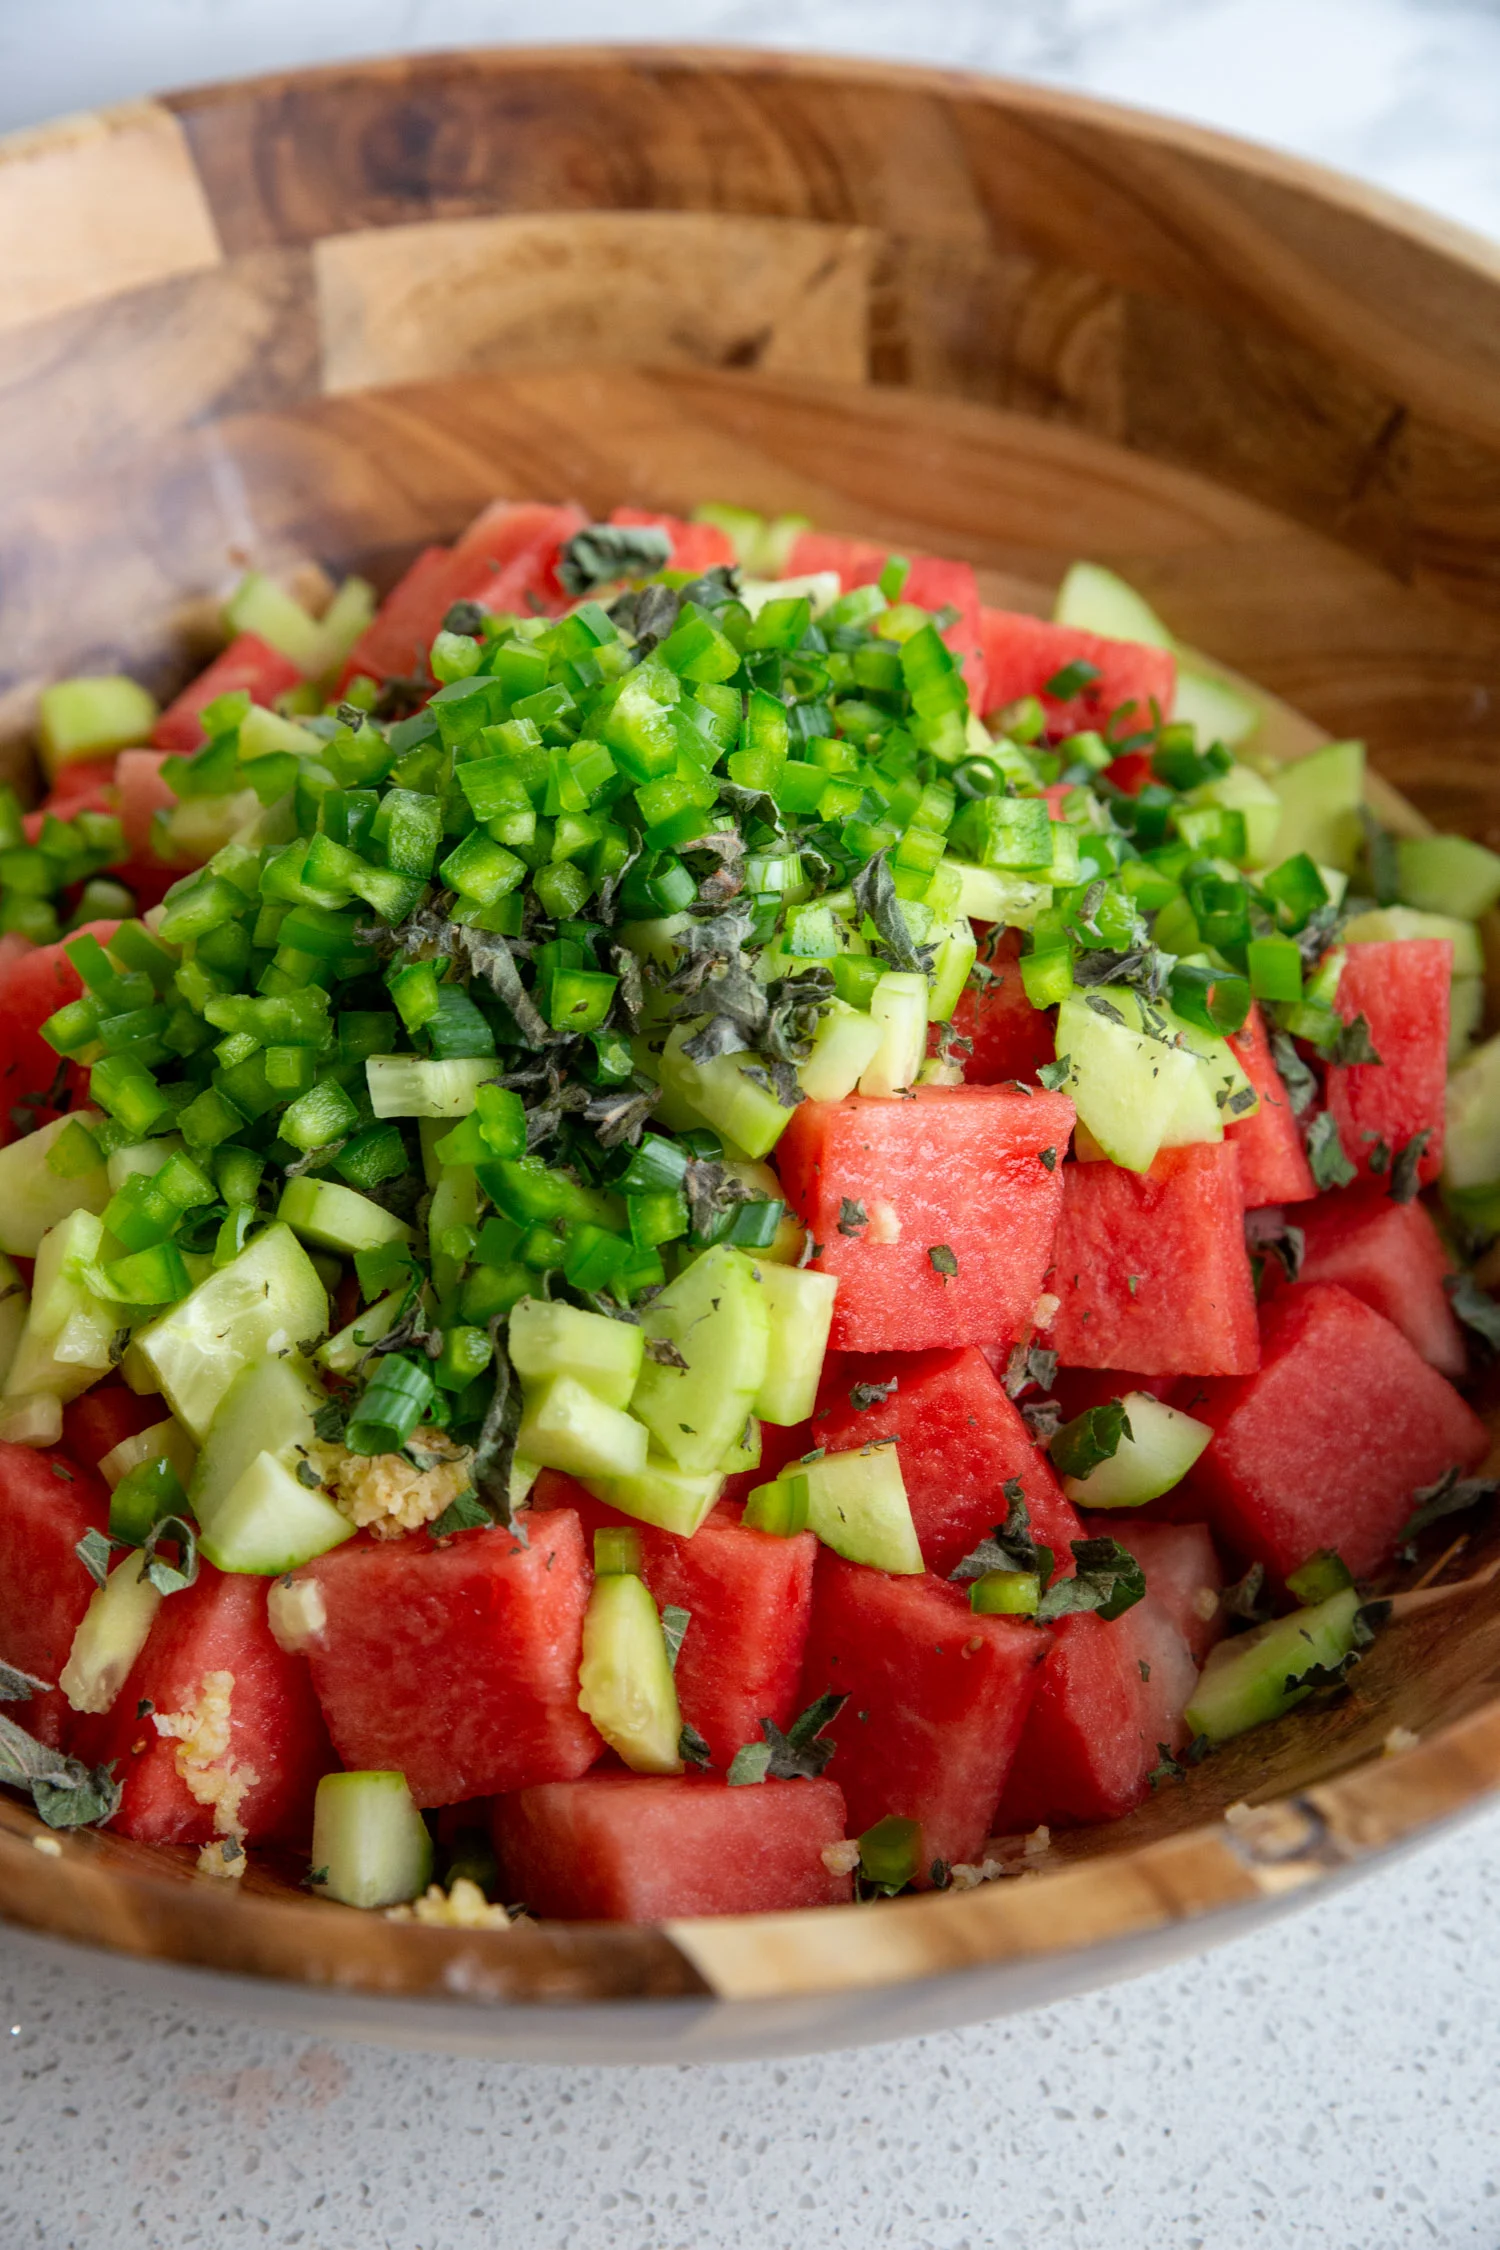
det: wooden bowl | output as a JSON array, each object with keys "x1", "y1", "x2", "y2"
[{"x1": 2, "y1": 47, "x2": 1499, "y2": 2060}]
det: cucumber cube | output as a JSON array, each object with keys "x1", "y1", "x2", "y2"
[
  {"x1": 797, "y1": 1001, "x2": 883, "y2": 1102},
  {"x1": 802, "y1": 1445, "x2": 923, "y2": 1575},
  {"x1": 197, "y1": 1450, "x2": 354, "y2": 1575},
  {"x1": 277, "y1": 1175, "x2": 416, "y2": 1255},
  {"x1": 753, "y1": 1264, "x2": 838, "y2": 1428},
  {"x1": 632, "y1": 1245, "x2": 769, "y2": 1474},
  {"x1": 516, "y1": 1375, "x2": 650, "y2": 1480},
  {"x1": 577, "y1": 1572, "x2": 683, "y2": 1774},
  {"x1": 581, "y1": 1455, "x2": 725, "y2": 1538},
  {"x1": 1060, "y1": 1392, "x2": 1212, "y2": 1507},
  {"x1": 1186, "y1": 1590, "x2": 1361, "y2": 1746},
  {"x1": 311, "y1": 1771, "x2": 433, "y2": 1909},
  {"x1": 1268, "y1": 739, "x2": 1365, "y2": 874},
  {"x1": 134, "y1": 1224, "x2": 330, "y2": 1441},
  {"x1": 58, "y1": 1552, "x2": 162, "y2": 1715},
  {"x1": 1053, "y1": 990, "x2": 1200, "y2": 1174},
  {"x1": 859, "y1": 971, "x2": 928, "y2": 1097},
  {"x1": 0, "y1": 1108, "x2": 111, "y2": 1256},
  {"x1": 508, "y1": 1297, "x2": 644, "y2": 1410},
  {"x1": 1395, "y1": 833, "x2": 1500, "y2": 921}
]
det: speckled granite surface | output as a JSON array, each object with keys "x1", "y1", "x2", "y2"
[{"x1": 3, "y1": 6, "x2": 1500, "y2": 2243}]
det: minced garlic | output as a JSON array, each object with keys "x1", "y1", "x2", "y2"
[
  {"x1": 306, "y1": 1427, "x2": 475, "y2": 1540},
  {"x1": 821, "y1": 1839, "x2": 862, "y2": 1877},
  {"x1": 386, "y1": 1878, "x2": 510, "y2": 1930},
  {"x1": 152, "y1": 1669, "x2": 258, "y2": 1847},
  {"x1": 1383, "y1": 1724, "x2": 1420, "y2": 1756},
  {"x1": 197, "y1": 1838, "x2": 247, "y2": 1880}
]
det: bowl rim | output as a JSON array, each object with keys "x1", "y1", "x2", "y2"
[{"x1": 2, "y1": 41, "x2": 1499, "y2": 2015}]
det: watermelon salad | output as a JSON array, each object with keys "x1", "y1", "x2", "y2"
[{"x1": 0, "y1": 497, "x2": 1496, "y2": 1926}]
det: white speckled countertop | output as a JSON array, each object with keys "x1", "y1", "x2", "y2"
[{"x1": 4, "y1": 5, "x2": 1500, "y2": 2244}]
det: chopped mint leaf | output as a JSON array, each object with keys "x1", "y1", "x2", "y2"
[
  {"x1": 644, "y1": 1337, "x2": 689, "y2": 1370},
  {"x1": 1269, "y1": 1031, "x2": 1318, "y2": 1116},
  {"x1": 1366, "y1": 1134, "x2": 1392, "y2": 1175},
  {"x1": 661, "y1": 1604, "x2": 691, "y2": 1673},
  {"x1": 295, "y1": 1458, "x2": 323, "y2": 1489},
  {"x1": 729, "y1": 1692, "x2": 848, "y2": 1784},
  {"x1": 928, "y1": 1244, "x2": 958, "y2": 1278},
  {"x1": 849, "y1": 1376, "x2": 898, "y2": 1412},
  {"x1": 1037, "y1": 1536, "x2": 1147, "y2": 1624},
  {"x1": 1284, "y1": 1604, "x2": 1389, "y2": 1698},
  {"x1": 1389, "y1": 1129, "x2": 1431, "y2": 1204},
  {"x1": 1446, "y1": 1273, "x2": 1500, "y2": 1350},
  {"x1": 1039, "y1": 1147, "x2": 1058, "y2": 1171},
  {"x1": 0, "y1": 1710, "x2": 121, "y2": 1831},
  {"x1": 838, "y1": 1197, "x2": 868, "y2": 1237},
  {"x1": 140, "y1": 1516, "x2": 200, "y2": 1599},
  {"x1": 1038, "y1": 1056, "x2": 1072, "y2": 1090},
  {"x1": 312, "y1": 1395, "x2": 350, "y2": 1446},
  {"x1": 677, "y1": 1722, "x2": 712, "y2": 1771},
  {"x1": 1138, "y1": 1659, "x2": 1151, "y2": 1683},
  {"x1": 557, "y1": 522, "x2": 672, "y2": 596},
  {"x1": 951, "y1": 1482, "x2": 1042, "y2": 1582},
  {"x1": 0, "y1": 1660, "x2": 50, "y2": 1705},
  {"x1": 1305, "y1": 1111, "x2": 1356, "y2": 1191},
  {"x1": 1223, "y1": 1561, "x2": 1270, "y2": 1622},
  {"x1": 1003, "y1": 1343, "x2": 1057, "y2": 1401},
  {"x1": 1322, "y1": 1012, "x2": 1382, "y2": 1067},
  {"x1": 75, "y1": 1529, "x2": 118, "y2": 1590},
  {"x1": 1049, "y1": 1397, "x2": 1133, "y2": 1481},
  {"x1": 727, "y1": 1741, "x2": 772, "y2": 1786},
  {"x1": 1399, "y1": 1465, "x2": 1499, "y2": 1548},
  {"x1": 1148, "y1": 1735, "x2": 1209, "y2": 1788},
  {"x1": 852, "y1": 848, "x2": 934, "y2": 977},
  {"x1": 1360, "y1": 807, "x2": 1400, "y2": 906},
  {"x1": 1245, "y1": 1209, "x2": 1305, "y2": 1285},
  {"x1": 1083, "y1": 993, "x2": 1127, "y2": 1027},
  {"x1": 429, "y1": 1488, "x2": 493, "y2": 1538},
  {"x1": 1022, "y1": 1399, "x2": 1063, "y2": 1442},
  {"x1": 1043, "y1": 659, "x2": 1102, "y2": 700}
]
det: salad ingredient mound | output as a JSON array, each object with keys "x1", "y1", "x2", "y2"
[{"x1": 0, "y1": 498, "x2": 1495, "y2": 1922}]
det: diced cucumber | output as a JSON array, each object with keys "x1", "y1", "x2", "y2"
[
  {"x1": 267, "y1": 1574, "x2": 328, "y2": 1654},
  {"x1": 0, "y1": 1252, "x2": 27, "y2": 1394},
  {"x1": 1268, "y1": 740, "x2": 1365, "y2": 874},
  {"x1": 190, "y1": 1352, "x2": 327, "y2": 1527},
  {"x1": 1444, "y1": 1031, "x2": 1500, "y2": 1189},
  {"x1": 224, "y1": 571, "x2": 326, "y2": 673},
  {"x1": 655, "y1": 1026, "x2": 794, "y2": 1159},
  {"x1": 516, "y1": 1375, "x2": 650, "y2": 1479},
  {"x1": 1187, "y1": 765, "x2": 1282, "y2": 867},
  {"x1": 1451, "y1": 977, "x2": 1485, "y2": 1061},
  {"x1": 801, "y1": 1444, "x2": 923, "y2": 1574},
  {"x1": 753, "y1": 1264, "x2": 838, "y2": 1427},
  {"x1": 99, "y1": 1413, "x2": 196, "y2": 1492},
  {"x1": 616, "y1": 914, "x2": 690, "y2": 968},
  {"x1": 1158, "y1": 1002, "x2": 1257, "y2": 1144},
  {"x1": 509, "y1": 1297, "x2": 644, "y2": 1410},
  {"x1": 1343, "y1": 905, "x2": 1484, "y2": 977},
  {"x1": 365, "y1": 1055, "x2": 496, "y2": 1119},
  {"x1": 927, "y1": 916, "x2": 978, "y2": 1023},
  {"x1": 198, "y1": 1450, "x2": 355, "y2": 1575},
  {"x1": 1397, "y1": 833, "x2": 1500, "y2": 921},
  {"x1": 576, "y1": 1571, "x2": 683, "y2": 1774},
  {"x1": 631, "y1": 1244, "x2": 769, "y2": 1473},
  {"x1": 0, "y1": 1394, "x2": 62, "y2": 1446},
  {"x1": 106, "y1": 1135, "x2": 183, "y2": 1194},
  {"x1": 718, "y1": 1415, "x2": 762, "y2": 1475},
  {"x1": 1054, "y1": 561, "x2": 1172, "y2": 648},
  {"x1": 1061, "y1": 1391, "x2": 1212, "y2": 1507},
  {"x1": 58, "y1": 1551, "x2": 162, "y2": 1715},
  {"x1": 738, "y1": 569, "x2": 841, "y2": 616},
  {"x1": 581, "y1": 1454, "x2": 725, "y2": 1537},
  {"x1": 3, "y1": 1209, "x2": 116, "y2": 1403},
  {"x1": 945, "y1": 859, "x2": 1053, "y2": 927},
  {"x1": 309, "y1": 576, "x2": 377, "y2": 677},
  {"x1": 38, "y1": 675, "x2": 158, "y2": 777},
  {"x1": 133, "y1": 1224, "x2": 329, "y2": 1441},
  {"x1": 0, "y1": 1109, "x2": 111, "y2": 1257},
  {"x1": 1054, "y1": 990, "x2": 1198, "y2": 1174},
  {"x1": 311, "y1": 1771, "x2": 433, "y2": 1909},
  {"x1": 317, "y1": 1287, "x2": 410, "y2": 1376},
  {"x1": 797, "y1": 1002, "x2": 883, "y2": 1102},
  {"x1": 277, "y1": 1175, "x2": 416, "y2": 1255},
  {"x1": 859, "y1": 971, "x2": 929, "y2": 1097},
  {"x1": 1172, "y1": 664, "x2": 1261, "y2": 751},
  {"x1": 1186, "y1": 1589, "x2": 1361, "y2": 1746},
  {"x1": 237, "y1": 703, "x2": 325, "y2": 762}
]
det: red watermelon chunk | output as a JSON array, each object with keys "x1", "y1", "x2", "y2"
[
  {"x1": 62, "y1": 1383, "x2": 166, "y2": 1472},
  {"x1": 979, "y1": 608, "x2": 1176, "y2": 739},
  {"x1": 776, "y1": 1084, "x2": 1075, "y2": 1354},
  {"x1": 72, "y1": 1566, "x2": 332, "y2": 1845},
  {"x1": 1295, "y1": 1188, "x2": 1465, "y2": 1379},
  {"x1": 291, "y1": 1511, "x2": 600, "y2": 1806},
  {"x1": 998, "y1": 1518, "x2": 1222, "y2": 1828},
  {"x1": 611, "y1": 507, "x2": 736, "y2": 579},
  {"x1": 813, "y1": 1344, "x2": 1081, "y2": 1576},
  {"x1": 799, "y1": 1555, "x2": 1051, "y2": 1874},
  {"x1": 0, "y1": 918, "x2": 119, "y2": 1143},
  {"x1": 1045, "y1": 1144, "x2": 1260, "y2": 1376},
  {"x1": 0, "y1": 1443, "x2": 109, "y2": 1747},
  {"x1": 785, "y1": 533, "x2": 987, "y2": 707},
  {"x1": 151, "y1": 632, "x2": 301, "y2": 754},
  {"x1": 115, "y1": 748, "x2": 176, "y2": 861},
  {"x1": 530, "y1": 1472, "x2": 816, "y2": 1774},
  {"x1": 494, "y1": 1772, "x2": 851, "y2": 1920},
  {"x1": 1183, "y1": 1282, "x2": 1490, "y2": 1579},
  {"x1": 1227, "y1": 1003, "x2": 1317, "y2": 1207},
  {"x1": 448, "y1": 499, "x2": 586, "y2": 616},
  {"x1": 338, "y1": 545, "x2": 454, "y2": 687},
  {"x1": 928, "y1": 927, "x2": 1056, "y2": 1085},
  {"x1": 1326, "y1": 940, "x2": 1451, "y2": 1189}
]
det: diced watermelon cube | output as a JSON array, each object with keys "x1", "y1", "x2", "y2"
[
  {"x1": 1103, "y1": 750, "x2": 1154, "y2": 796},
  {"x1": 116, "y1": 748, "x2": 177, "y2": 863},
  {"x1": 785, "y1": 533, "x2": 987, "y2": 707},
  {"x1": 0, "y1": 1442, "x2": 109, "y2": 1747},
  {"x1": 927, "y1": 927, "x2": 1056, "y2": 1085},
  {"x1": 1294, "y1": 1188, "x2": 1465, "y2": 1379},
  {"x1": 978, "y1": 608, "x2": 1176, "y2": 740},
  {"x1": 998, "y1": 1517, "x2": 1223, "y2": 1827},
  {"x1": 0, "y1": 918, "x2": 120, "y2": 1144},
  {"x1": 1326, "y1": 940, "x2": 1451, "y2": 1188},
  {"x1": 62, "y1": 1382, "x2": 166, "y2": 1472},
  {"x1": 812, "y1": 1345, "x2": 1081, "y2": 1576},
  {"x1": 1045, "y1": 1144, "x2": 1260, "y2": 1375},
  {"x1": 776, "y1": 1085, "x2": 1075, "y2": 1354},
  {"x1": 448, "y1": 499, "x2": 587, "y2": 617},
  {"x1": 532, "y1": 1472, "x2": 816, "y2": 1774},
  {"x1": 37, "y1": 760, "x2": 119, "y2": 816},
  {"x1": 71, "y1": 1566, "x2": 333, "y2": 1845},
  {"x1": 610, "y1": 507, "x2": 736, "y2": 579},
  {"x1": 1182, "y1": 1282, "x2": 1490, "y2": 1578},
  {"x1": 494, "y1": 1772, "x2": 852, "y2": 1920},
  {"x1": 799, "y1": 1555, "x2": 1051, "y2": 1874},
  {"x1": 291, "y1": 1512, "x2": 600, "y2": 1806},
  {"x1": 338, "y1": 545, "x2": 454, "y2": 687},
  {"x1": 151, "y1": 633, "x2": 302, "y2": 754},
  {"x1": 1226, "y1": 1002, "x2": 1316, "y2": 1207}
]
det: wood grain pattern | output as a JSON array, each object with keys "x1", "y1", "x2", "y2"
[{"x1": 1, "y1": 49, "x2": 1499, "y2": 2012}]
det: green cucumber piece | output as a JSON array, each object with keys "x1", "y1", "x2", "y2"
[
  {"x1": 198, "y1": 1450, "x2": 354, "y2": 1574},
  {"x1": 753, "y1": 1263, "x2": 838, "y2": 1427},
  {"x1": 945, "y1": 860, "x2": 1054, "y2": 926},
  {"x1": 797, "y1": 1001, "x2": 883, "y2": 1102},
  {"x1": 190, "y1": 1351, "x2": 327, "y2": 1526},
  {"x1": 1054, "y1": 561, "x2": 1171, "y2": 648},
  {"x1": 718, "y1": 1414, "x2": 762, "y2": 1476},
  {"x1": 1062, "y1": 1391, "x2": 1212, "y2": 1507},
  {"x1": 0, "y1": 1252, "x2": 28, "y2": 1394},
  {"x1": 802, "y1": 1445, "x2": 922, "y2": 1574},
  {"x1": 581, "y1": 1454, "x2": 725, "y2": 1537},
  {"x1": 317, "y1": 1287, "x2": 410, "y2": 1376},
  {"x1": 38, "y1": 675, "x2": 158, "y2": 775},
  {"x1": 516, "y1": 1375, "x2": 649, "y2": 1479},
  {"x1": 631, "y1": 1244, "x2": 770, "y2": 1473},
  {"x1": 1451, "y1": 977, "x2": 1484, "y2": 1062},
  {"x1": 58, "y1": 1551, "x2": 162, "y2": 1715},
  {"x1": 1187, "y1": 764, "x2": 1282, "y2": 866},
  {"x1": 1443, "y1": 1031, "x2": 1500, "y2": 1190},
  {"x1": 859, "y1": 971, "x2": 929, "y2": 1096},
  {"x1": 277, "y1": 1176, "x2": 416, "y2": 1255},
  {"x1": 105, "y1": 1135, "x2": 183, "y2": 1195},
  {"x1": 134, "y1": 1223, "x2": 329, "y2": 1441},
  {"x1": 576, "y1": 1571, "x2": 683, "y2": 1774},
  {"x1": 655, "y1": 1027, "x2": 794, "y2": 1159},
  {"x1": 365, "y1": 1055, "x2": 496, "y2": 1119},
  {"x1": 3, "y1": 1209, "x2": 116, "y2": 1403},
  {"x1": 311, "y1": 1771, "x2": 433, "y2": 1909},
  {"x1": 0, "y1": 1109, "x2": 111, "y2": 1257},
  {"x1": 1054, "y1": 990, "x2": 1199, "y2": 1174},
  {"x1": 1268, "y1": 740, "x2": 1365, "y2": 874},
  {"x1": 309, "y1": 576, "x2": 377, "y2": 677},
  {"x1": 1186, "y1": 1589, "x2": 1361, "y2": 1746},
  {"x1": 99, "y1": 1413, "x2": 196, "y2": 1494},
  {"x1": 1396, "y1": 834, "x2": 1500, "y2": 921},
  {"x1": 224, "y1": 572, "x2": 325, "y2": 673},
  {"x1": 508, "y1": 1297, "x2": 644, "y2": 1410},
  {"x1": 1172, "y1": 664, "x2": 1261, "y2": 751},
  {"x1": 926, "y1": 916, "x2": 978, "y2": 1023}
]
